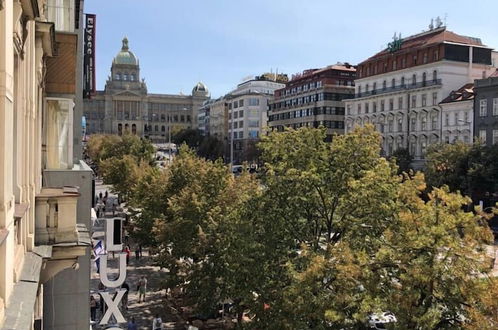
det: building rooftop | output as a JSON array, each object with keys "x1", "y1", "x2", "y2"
[
  {"x1": 361, "y1": 27, "x2": 488, "y2": 65},
  {"x1": 113, "y1": 37, "x2": 138, "y2": 66},
  {"x1": 440, "y1": 83, "x2": 475, "y2": 104}
]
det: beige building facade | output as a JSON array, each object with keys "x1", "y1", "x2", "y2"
[
  {"x1": 1, "y1": 0, "x2": 92, "y2": 329},
  {"x1": 84, "y1": 38, "x2": 209, "y2": 142}
]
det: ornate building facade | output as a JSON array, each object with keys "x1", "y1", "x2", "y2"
[
  {"x1": 83, "y1": 38, "x2": 209, "y2": 142},
  {"x1": 344, "y1": 23, "x2": 497, "y2": 167}
]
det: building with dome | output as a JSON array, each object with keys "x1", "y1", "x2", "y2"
[{"x1": 83, "y1": 37, "x2": 209, "y2": 141}]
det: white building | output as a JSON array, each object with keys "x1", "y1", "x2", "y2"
[
  {"x1": 227, "y1": 78, "x2": 285, "y2": 163},
  {"x1": 440, "y1": 84, "x2": 474, "y2": 144},
  {"x1": 344, "y1": 24, "x2": 497, "y2": 167}
]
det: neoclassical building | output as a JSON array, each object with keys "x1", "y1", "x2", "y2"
[
  {"x1": 344, "y1": 23, "x2": 497, "y2": 167},
  {"x1": 84, "y1": 38, "x2": 209, "y2": 142}
]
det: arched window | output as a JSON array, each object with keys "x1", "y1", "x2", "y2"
[
  {"x1": 154, "y1": 125, "x2": 158, "y2": 132},
  {"x1": 161, "y1": 126, "x2": 165, "y2": 132},
  {"x1": 117, "y1": 123, "x2": 122, "y2": 135},
  {"x1": 391, "y1": 78, "x2": 395, "y2": 88},
  {"x1": 383, "y1": 80, "x2": 387, "y2": 90},
  {"x1": 422, "y1": 72, "x2": 427, "y2": 85},
  {"x1": 124, "y1": 123, "x2": 129, "y2": 132},
  {"x1": 412, "y1": 74, "x2": 417, "y2": 85},
  {"x1": 432, "y1": 70, "x2": 437, "y2": 82},
  {"x1": 132, "y1": 124, "x2": 137, "y2": 135},
  {"x1": 401, "y1": 76, "x2": 405, "y2": 87}
]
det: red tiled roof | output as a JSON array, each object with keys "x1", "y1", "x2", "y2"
[
  {"x1": 440, "y1": 83, "x2": 475, "y2": 104},
  {"x1": 361, "y1": 27, "x2": 486, "y2": 65}
]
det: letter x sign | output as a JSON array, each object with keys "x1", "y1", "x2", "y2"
[{"x1": 99, "y1": 289, "x2": 126, "y2": 325}]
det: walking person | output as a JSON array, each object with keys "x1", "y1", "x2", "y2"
[
  {"x1": 123, "y1": 245, "x2": 131, "y2": 265},
  {"x1": 152, "y1": 314, "x2": 163, "y2": 330},
  {"x1": 90, "y1": 295, "x2": 97, "y2": 321},
  {"x1": 137, "y1": 275, "x2": 147, "y2": 303},
  {"x1": 135, "y1": 246, "x2": 140, "y2": 261},
  {"x1": 127, "y1": 317, "x2": 138, "y2": 330},
  {"x1": 121, "y1": 281, "x2": 130, "y2": 310}
]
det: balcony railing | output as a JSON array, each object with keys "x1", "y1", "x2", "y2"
[
  {"x1": 35, "y1": 186, "x2": 79, "y2": 245},
  {"x1": 355, "y1": 79, "x2": 442, "y2": 98}
]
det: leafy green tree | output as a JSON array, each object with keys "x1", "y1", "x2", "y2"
[
  {"x1": 172, "y1": 129, "x2": 204, "y2": 149},
  {"x1": 388, "y1": 147, "x2": 413, "y2": 174},
  {"x1": 198, "y1": 135, "x2": 225, "y2": 161}
]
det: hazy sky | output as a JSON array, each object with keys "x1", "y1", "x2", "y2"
[{"x1": 85, "y1": 0, "x2": 498, "y2": 98}]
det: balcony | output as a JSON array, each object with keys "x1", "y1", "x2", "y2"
[
  {"x1": 355, "y1": 79, "x2": 442, "y2": 98},
  {"x1": 35, "y1": 186, "x2": 80, "y2": 245}
]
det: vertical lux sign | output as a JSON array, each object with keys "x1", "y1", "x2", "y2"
[
  {"x1": 83, "y1": 14, "x2": 96, "y2": 99},
  {"x1": 99, "y1": 219, "x2": 127, "y2": 329}
]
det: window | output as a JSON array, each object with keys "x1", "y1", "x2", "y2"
[
  {"x1": 411, "y1": 116, "x2": 416, "y2": 130},
  {"x1": 161, "y1": 126, "x2": 165, "y2": 132},
  {"x1": 423, "y1": 53, "x2": 428, "y2": 64},
  {"x1": 123, "y1": 73, "x2": 128, "y2": 81},
  {"x1": 413, "y1": 55, "x2": 417, "y2": 65},
  {"x1": 494, "y1": 130, "x2": 498, "y2": 144},
  {"x1": 239, "y1": 99, "x2": 244, "y2": 107},
  {"x1": 365, "y1": 103, "x2": 369, "y2": 113},
  {"x1": 411, "y1": 95, "x2": 417, "y2": 108},
  {"x1": 372, "y1": 102, "x2": 377, "y2": 113},
  {"x1": 397, "y1": 117, "x2": 403, "y2": 131},
  {"x1": 233, "y1": 121, "x2": 238, "y2": 129},
  {"x1": 239, "y1": 110, "x2": 244, "y2": 117},
  {"x1": 421, "y1": 116, "x2": 427, "y2": 130},
  {"x1": 389, "y1": 99, "x2": 394, "y2": 111},
  {"x1": 249, "y1": 131, "x2": 258, "y2": 138},
  {"x1": 380, "y1": 100, "x2": 385, "y2": 112},
  {"x1": 493, "y1": 98, "x2": 498, "y2": 116},
  {"x1": 358, "y1": 85, "x2": 362, "y2": 94},
  {"x1": 249, "y1": 98, "x2": 260, "y2": 106},
  {"x1": 480, "y1": 130, "x2": 487, "y2": 144},
  {"x1": 421, "y1": 140, "x2": 427, "y2": 154},
  {"x1": 115, "y1": 73, "x2": 121, "y2": 80},
  {"x1": 432, "y1": 70, "x2": 437, "y2": 82},
  {"x1": 366, "y1": 84, "x2": 369, "y2": 92},
  {"x1": 398, "y1": 97, "x2": 403, "y2": 109},
  {"x1": 383, "y1": 80, "x2": 387, "y2": 90},
  {"x1": 391, "y1": 78, "x2": 395, "y2": 88},
  {"x1": 373, "y1": 82, "x2": 377, "y2": 90},
  {"x1": 422, "y1": 72, "x2": 427, "y2": 84},
  {"x1": 357, "y1": 104, "x2": 362, "y2": 114},
  {"x1": 233, "y1": 101, "x2": 238, "y2": 109},
  {"x1": 239, "y1": 120, "x2": 244, "y2": 128},
  {"x1": 249, "y1": 120, "x2": 259, "y2": 127},
  {"x1": 130, "y1": 74, "x2": 135, "y2": 81},
  {"x1": 388, "y1": 119, "x2": 394, "y2": 132},
  {"x1": 412, "y1": 74, "x2": 416, "y2": 85},
  {"x1": 422, "y1": 94, "x2": 427, "y2": 107},
  {"x1": 432, "y1": 92, "x2": 438, "y2": 105},
  {"x1": 445, "y1": 113, "x2": 449, "y2": 126},
  {"x1": 464, "y1": 111, "x2": 469, "y2": 123},
  {"x1": 401, "y1": 76, "x2": 405, "y2": 87},
  {"x1": 432, "y1": 116, "x2": 437, "y2": 130},
  {"x1": 480, "y1": 99, "x2": 488, "y2": 117},
  {"x1": 434, "y1": 50, "x2": 439, "y2": 61}
]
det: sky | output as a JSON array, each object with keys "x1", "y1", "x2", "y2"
[{"x1": 85, "y1": 0, "x2": 498, "y2": 98}]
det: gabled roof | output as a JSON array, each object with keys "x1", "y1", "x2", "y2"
[
  {"x1": 360, "y1": 27, "x2": 487, "y2": 65},
  {"x1": 440, "y1": 83, "x2": 475, "y2": 104}
]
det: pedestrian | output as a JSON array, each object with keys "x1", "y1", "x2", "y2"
[
  {"x1": 124, "y1": 245, "x2": 131, "y2": 265},
  {"x1": 105, "y1": 190, "x2": 108, "y2": 199},
  {"x1": 127, "y1": 317, "x2": 138, "y2": 330},
  {"x1": 90, "y1": 295, "x2": 97, "y2": 321},
  {"x1": 121, "y1": 281, "x2": 130, "y2": 310},
  {"x1": 137, "y1": 275, "x2": 147, "y2": 302},
  {"x1": 139, "y1": 245, "x2": 143, "y2": 258},
  {"x1": 152, "y1": 314, "x2": 163, "y2": 330},
  {"x1": 99, "y1": 192, "x2": 103, "y2": 201},
  {"x1": 135, "y1": 246, "x2": 140, "y2": 261}
]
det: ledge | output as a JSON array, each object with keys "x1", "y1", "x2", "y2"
[{"x1": 14, "y1": 203, "x2": 29, "y2": 220}]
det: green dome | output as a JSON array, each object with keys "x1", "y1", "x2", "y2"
[{"x1": 114, "y1": 37, "x2": 138, "y2": 65}]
